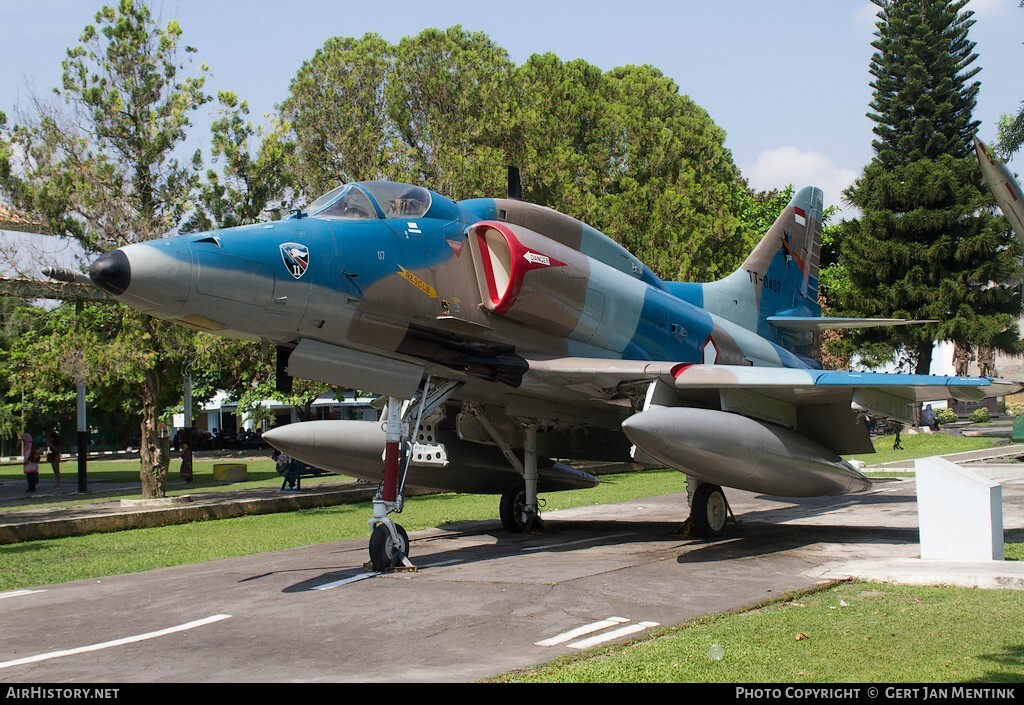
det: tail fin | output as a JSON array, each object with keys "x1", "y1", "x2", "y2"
[
  {"x1": 670, "y1": 186, "x2": 824, "y2": 356},
  {"x1": 739, "y1": 185, "x2": 824, "y2": 335}
]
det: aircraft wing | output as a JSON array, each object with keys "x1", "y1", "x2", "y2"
[
  {"x1": 520, "y1": 357, "x2": 1020, "y2": 420},
  {"x1": 766, "y1": 316, "x2": 937, "y2": 331}
]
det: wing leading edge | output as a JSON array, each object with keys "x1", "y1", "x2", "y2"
[
  {"x1": 520, "y1": 357, "x2": 1020, "y2": 431},
  {"x1": 523, "y1": 357, "x2": 1015, "y2": 403}
]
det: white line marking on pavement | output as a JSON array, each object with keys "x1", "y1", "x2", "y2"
[
  {"x1": 0, "y1": 590, "x2": 46, "y2": 600},
  {"x1": 0, "y1": 614, "x2": 232, "y2": 669},
  {"x1": 521, "y1": 532, "x2": 635, "y2": 552},
  {"x1": 567, "y1": 621, "x2": 660, "y2": 649},
  {"x1": 535, "y1": 617, "x2": 630, "y2": 646},
  {"x1": 312, "y1": 573, "x2": 378, "y2": 590}
]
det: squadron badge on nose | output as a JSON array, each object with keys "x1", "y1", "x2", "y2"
[{"x1": 280, "y1": 242, "x2": 310, "y2": 280}]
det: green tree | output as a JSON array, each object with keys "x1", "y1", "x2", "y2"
[
  {"x1": 996, "y1": 1, "x2": 1024, "y2": 158},
  {"x1": 184, "y1": 91, "x2": 294, "y2": 232},
  {"x1": 509, "y1": 54, "x2": 610, "y2": 219},
  {"x1": 997, "y1": 110, "x2": 1024, "y2": 159},
  {"x1": 279, "y1": 33, "x2": 397, "y2": 198},
  {"x1": 387, "y1": 26, "x2": 515, "y2": 200},
  {"x1": 278, "y1": 29, "x2": 751, "y2": 283},
  {"x1": 0, "y1": 1, "x2": 210, "y2": 497},
  {"x1": 511, "y1": 57, "x2": 751, "y2": 281},
  {"x1": 595, "y1": 64, "x2": 747, "y2": 281},
  {"x1": 837, "y1": 0, "x2": 1022, "y2": 374}
]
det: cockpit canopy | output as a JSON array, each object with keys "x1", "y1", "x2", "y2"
[{"x1": 301, "y1": 181, "x2": 432, "y2": 220}]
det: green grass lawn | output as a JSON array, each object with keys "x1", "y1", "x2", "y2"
[
  {"x1": 846, "y1": 433, "x2": 999, "y2": 466},
  {"x1": 491, "y1": 581, "x2": 1024, "y2": 682}
]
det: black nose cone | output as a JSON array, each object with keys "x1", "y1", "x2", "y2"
[{"x1": 89, "y1": 250, "x2": 131, "y2": 296}]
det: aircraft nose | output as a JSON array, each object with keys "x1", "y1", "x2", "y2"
[
  {"x1": 88, "y1": 239, "x2": 194, "y2": 318},
  {"x1": 89, "y1": 249, "x2": 131, "y2": 296}
]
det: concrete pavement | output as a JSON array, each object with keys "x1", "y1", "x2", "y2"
[{"x1": 1, "y1": 447, "x2": 1024, "y2": 592}]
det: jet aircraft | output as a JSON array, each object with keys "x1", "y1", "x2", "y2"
[{"x1": 86, "y1": 160, "x2": 1021, "y2": 571}]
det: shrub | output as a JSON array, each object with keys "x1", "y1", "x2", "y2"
[
  {"x1": 935, "y1": 408, "x2": 958, "y2": 424},
  {"x1": 968, "y1": 408, "x2": 991, "y2": 424}
]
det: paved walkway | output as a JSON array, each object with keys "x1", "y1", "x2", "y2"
[
  {"x1": 0, "y1": 477, "x2": 381, "y2": 543},
  {"x1": 2, "y1": 447, "x2": 1023, "y2": 591}
]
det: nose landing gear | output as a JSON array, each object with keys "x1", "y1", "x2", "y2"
[
  {"x1": 368, "y1": 520, "x2": 411, "y2": 572},
  {"x1": 366, "y1": 378, "x2": 460, "y2": 572}
]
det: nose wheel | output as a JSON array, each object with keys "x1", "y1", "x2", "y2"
[{"x1": 369, "y1": 521, "x2": 410, "y2": 571}]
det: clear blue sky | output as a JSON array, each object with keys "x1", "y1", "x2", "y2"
[{"x1": 1, "y1": 0, "x2": 1021, "y2": 214}]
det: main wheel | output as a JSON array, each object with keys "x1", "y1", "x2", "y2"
[
  {"x1": 499, "y1": 483, "x2": 527, "y2": 533},
  {"x1": 368, "y1": 522, "x2": 410, "y2": 571},
  {"x1": 690, "y1": 483, "x2": 728, "y2": 538}
]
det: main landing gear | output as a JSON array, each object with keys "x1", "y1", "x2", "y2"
[
  {"x1": 687, "y1": 481, "x2": 730, "y2": 539},
  {"x1": 499, "y1": 483, "x2": 527, "y2": 533},
  {"x1": 499, "y1": 482, "x2": 544, "y2": 533},
  {"x1": 466, "y1": 407, "x2": 545, "y2": 533}
]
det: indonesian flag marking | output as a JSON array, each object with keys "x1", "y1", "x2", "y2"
[{"x1": 793, "y1": 206, "x2": 807, "y2": 226}]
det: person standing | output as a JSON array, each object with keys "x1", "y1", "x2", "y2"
[
  {"x1": 22, "y1": 431, "x2": 39, "y2": 493},
  {"x1": 180, "y1": 441, "x2": 193, "y2": 483},
  {"x1": 47, "y1": 430, "x2": 62, "y2": 490}
]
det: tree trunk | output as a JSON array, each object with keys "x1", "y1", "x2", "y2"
[
  {"x1": 138, "y1": 368, "x2": 167, "y2": 498},
  {"x1": 914, "y1": 341, "x2": 933, "y2": 377}
]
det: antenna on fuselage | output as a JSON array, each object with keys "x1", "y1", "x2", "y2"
[{"x1": 507, "y1": 166, "x2": 522, "y2": 201}]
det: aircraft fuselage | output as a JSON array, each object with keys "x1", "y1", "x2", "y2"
[{"x1": 90, "y1": 181, "x2": 810, "y2": 394}]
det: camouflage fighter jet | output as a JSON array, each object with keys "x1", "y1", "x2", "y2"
[{"x1": 86, "y1": 170, "x2": 1020, "y2": 571}]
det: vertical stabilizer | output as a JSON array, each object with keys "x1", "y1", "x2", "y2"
[
  {"x1": 668, "y1": 186, "x2": 824, "y2": 357},
  {"x1": 740, "y1": 186, "x2": 824, "y2": 329}
]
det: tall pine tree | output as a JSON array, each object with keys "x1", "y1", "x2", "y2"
[{"x1": 838, "y1": 0, "x2": 1022, "y2": 375}]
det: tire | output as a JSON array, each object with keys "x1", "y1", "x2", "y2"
[
  {"x1": 690, "y1": 483, "x2": 728, "y2": 538},
  {"x1": 368, "y1": 522, "x2": 410, "y2": 571},
  {"x1": 499, "y1": 483, "x2": 527, "y2": 533}
]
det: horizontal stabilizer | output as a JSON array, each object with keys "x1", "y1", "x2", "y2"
[{"x1": 766, "y1": 316, "x2": 937, "y2": 331}]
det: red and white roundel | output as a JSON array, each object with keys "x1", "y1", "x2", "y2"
[{"x1": 701, "y1": 336, "x2": 719, "y2": 364}]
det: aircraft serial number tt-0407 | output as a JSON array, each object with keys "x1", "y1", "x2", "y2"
[{"x1": 85, "y1": 148, "x2": 1021, "y2": 571}]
